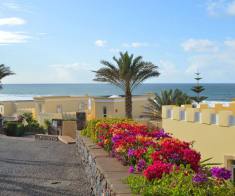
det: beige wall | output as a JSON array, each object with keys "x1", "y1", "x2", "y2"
[
  {"x1": 15, "y1": 101, "x2": 35, "y2": 117},
  {"x1": 15, "y1": 101, "x2": 34, "y2": 109},
  {"x1": 0, "y1": 101, "x2": 16, "y2": 116},
  {"x1": 92, "y1": 95, "x2": 151, "y2": 119},
  {"x1": 0, "y1": 105, "x2": 4, "y2": 115},
  {"x1": 0, "y1": 100, "x2": 35, "y2": 117},
  {"x1": 1, "y1": 94, "x2": 152, "y2": 124},
  {"x1": 35, "y1": 96, "x2": 89, "y2": 114},
  {"x1": 162, "y1": 105, "x2": 235, "y2": 166},
  {"x1": 94, "y1": 101, "x2": 114, "y2": 119}
]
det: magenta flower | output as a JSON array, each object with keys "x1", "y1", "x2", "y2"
[
  {"x1": 210, "y1": 167, "x2": 231, "y2": 180},
  {"x1": 127, "y1": 149, "x2": 135, "y2": 157},
  {"x1": 129, "y1": 165, "x2": 135, "y2": 173},
  {"x1": 193, "y1": 172, "x2": 208, "y2": 184},
  {"x1": 137, "y1": 159, "x2": 146, "y2": 172}
]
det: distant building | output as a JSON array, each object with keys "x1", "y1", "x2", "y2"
[
  {"x1": 0, "y1": 93, "x2": 154, "y2": 124},
  {"x1": 0, "y1": 100, "x2": 35, "y2": 121}
]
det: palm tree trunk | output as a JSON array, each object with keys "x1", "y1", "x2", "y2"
[{"x1": 125, "y1": 86, "x2": 132, "y2": 119}]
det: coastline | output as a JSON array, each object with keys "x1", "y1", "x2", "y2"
[{"x1": 0, "y1": 83, "x2": 235, "y2": 102}]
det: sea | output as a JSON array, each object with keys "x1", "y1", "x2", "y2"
[{"x1": 0, "y1": 83, "x2": 234, "y2": 102}]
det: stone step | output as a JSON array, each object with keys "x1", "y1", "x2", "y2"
[{"x1": 58, "y1": 136, "x2": 76, "y2": 144}]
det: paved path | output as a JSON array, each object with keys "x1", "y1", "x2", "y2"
[{"x1": 0, "y1": 136, "x2": 91, "y2": 196}]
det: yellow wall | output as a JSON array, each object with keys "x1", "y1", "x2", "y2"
[
  {"x1": 92, "y1": 95, "x2": 152, "y2": 119},
  {"x1": 15, "y1": 101, "x2": 35, "y2": 118},
  {"x1": 15, "y1": 101, "x2": 35, "y2": 109},
  {"x1": 162, "y1": 105, "x2": 235, "y2": 166},
  {"x1": 0, "y1": 101, "x2": 16, "y2": 116},
  {"x1": 0, "y1": 100, "x2": 35, "y2": 117},
  {"x1": 34, "y1": 96, "x2": 89, "y2": 123},
  {"x1": 1, "y1": 94, "x2": 152, "y2": 124},
  {"x1": 94, "y1": 101, "x2": 114, "y2": 119},
  {"x1": 34, "y1": 96, "x2": 89, "y2": 114}
]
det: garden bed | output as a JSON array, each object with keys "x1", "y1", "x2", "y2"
[{"x1": 80, "y1": 119, "x2": 235, "y2": 196}]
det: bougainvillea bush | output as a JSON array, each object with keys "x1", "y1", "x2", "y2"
[
  {"x1": 82, "y1": 119, "x2": 235, "y2": 195},
  {"x1": 81, "y1": 118, "x2": 132, "y2": 142}
]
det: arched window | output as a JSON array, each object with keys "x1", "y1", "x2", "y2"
[{"x1": 103, "y1": 106, "x2": 107, "y2": 118}]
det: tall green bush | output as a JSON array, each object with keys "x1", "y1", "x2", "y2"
[
  {"x1": 81, "y1": 118, "x2": 133, "y2": 142},
  {"x1": 20, "y1": 113, "x2": 45, "y2": 134},
  {"x1": 4, "y1": 122, "x2": 25, "y2": 136}
]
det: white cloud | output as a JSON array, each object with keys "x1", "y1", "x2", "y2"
[
  {"x1": 181, "y1": 37, "x2": 235, "y2": 82},
  {"x1": 0, "y1": 17, "x2": 26, "y2": 26},
  {"x1": 0, "y1": 31, "x2": 30, "y2": 44},
  {"x1": 227, "y1": 0, "x2": 235, "y2": 15},
  {"x1": 1, "y1": 1, "x2": 31, "y2": 13},
  {"x1": 157, "y1": 60, "x2": 188, "y2": 82},
  {"x1": 2, "y1": 2, "x2": 22, "y2": 11},
  {"x1": 94, "y1": 39, "x2": 107, "y2": 47},
  {"x1": 224, "y1": 39, "x2": 235, "y2": 47},
  {"x1": 50, "y1": 63, "x2": 92, "y2": 82},
  {"x1": 207, "y1": 0, "x2": 225, "y2": 16},
  {"x1": 185, "y1": 49, "x2": 235, "y2": 82},
  {"x1": 206, "y1": 0, "x2": 235, "y2": 16},
  {"x1": 181, "y1": 39, "x2": 218, "y2": 52},
  {"x1": 156, "y1": 38, "x2": 235, "y2": 83},
  {"x1": 122, "y1": 42, "x2": 149, "y2": 48}
]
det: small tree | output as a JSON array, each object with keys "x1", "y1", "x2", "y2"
[
  {"x1": 0, "y1": 64, "x2": 14, "y2": 88},
  {"x1": 191, "y1": 72, "x2": 207, "y2": 104},
  {"x1": 143, "y1": 89, "x2": 192, "y2": 120}
]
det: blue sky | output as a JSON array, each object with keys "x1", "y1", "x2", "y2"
[{"x1": 0, "y1": 0, "x2": 235, "y2": 83}]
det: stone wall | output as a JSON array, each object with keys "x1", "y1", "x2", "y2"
[{"x1": 76, "y1": 131, "x2": 132, "y2": 196}]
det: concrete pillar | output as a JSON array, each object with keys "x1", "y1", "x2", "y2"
[
  {"x1": 201, "y1": 109, "x2": 216, "y2": 125},
  {"x1": 172, "y1": 107, "x2": 185, "y2": 121},
  {"x1": 185, "y1": 108, "x2": 200, "y2": 122},
  {"x1": 162, "y1": 105, "x2": 173, "y2": 119},
  {"x1": 218, "y1": 111, "x2": 233, "y2": 127}
]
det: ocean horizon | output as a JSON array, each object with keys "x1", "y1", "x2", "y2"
[{"x1": 0, "y1": 83, "x2": 235, "y2": 102}]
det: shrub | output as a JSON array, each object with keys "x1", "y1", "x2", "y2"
[
  {"x1": 16, "y1": 124, "x2": 25, "y2": 136},
  {"x1": 127, "y1": 166, "x2": 235, "y2": 196},
  {"x1": 81, "y1": 119, "x2": 235, "y2": 195},
  {"x1": 4, "y1": 113, "x2": 45, "y2": 136},
  {"x1": 81, "y1": 118, "x2": 132, "y2": 142},
  {"x1": 4, "y1": 121, "x2": 18, "y2": 136},
  {"x1": 4, "y1": 122, "x2": 25, "y2": 136},
  {"x1": 20, "y1": 113, "x2": 46, "y2": 134}
]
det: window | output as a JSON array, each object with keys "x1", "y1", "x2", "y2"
[
  {"x1": 232, "y1": 162, "x2": 235, "y2": 182},
  {"x1": 39, "y1": 104, "x2": 42, "y2": 113},
  {"x1": 78, "y1": 102, "x2": 85, "y2": 111},
  {"x1": 103, "y1": 106, "x2": 107, "y2": 118},
  {"x1": 56, "y1": 105, "x2": 62, "y2": 113},
  {"x1": 88, "y1": 98, "x2": 92, "y2": 111}
]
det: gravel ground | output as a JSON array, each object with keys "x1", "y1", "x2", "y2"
[{"x1": 0, "y1": 135, "x2": 91, "y2": 196}]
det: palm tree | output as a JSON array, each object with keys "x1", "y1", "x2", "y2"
[
  {"x1": 143, "y1": 89, "x2": 192, "y2": 120},
  {"x1": 0, "y1": 64, "x2": 14, "y2": 88},
  {"x1": 93, "y1": 52, "x2": 160, "y2": 118}
]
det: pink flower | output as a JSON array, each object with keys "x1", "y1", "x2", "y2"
[
  {"x1": 144, "y1": 161, "x2": 173, "y2": 180},
  {"x1": 129, "y1": 165, "x2": 135, "y2": 173}
]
